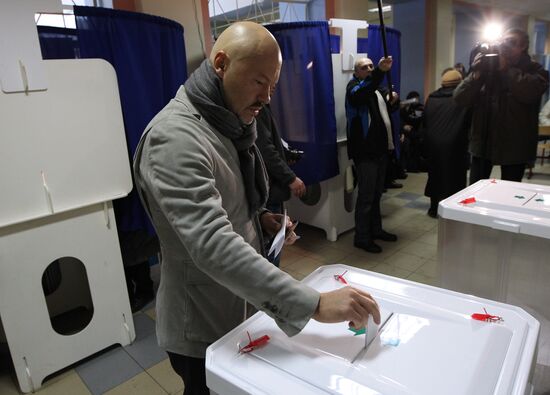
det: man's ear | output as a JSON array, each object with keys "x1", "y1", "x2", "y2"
[{"x1": 213, "y1": 51, "x2": 228, "y2": 78}]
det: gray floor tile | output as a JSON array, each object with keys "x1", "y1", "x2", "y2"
[
  {"x1": 394, "y1": 191, "x2": 423, "y2": 201},
  {"x1": 132, "y1": 312, "x2": 156, "y2": 341},
  {"x1": 533, "y1": 363, "x2": 550, "y2": 395},
  {"x1": 75, "y1": 347, "x2": 142, "y2": 395},
  {"x1": 404, "y1": 199, "x2": 431, "y2": 210},
  {"x1": 124, "y1": 332, "x2": 167, "y2": 370}
]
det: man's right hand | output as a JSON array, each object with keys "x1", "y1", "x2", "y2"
[
  {"x1": 471, "y1": 52, "x2": 483, "y2": 79},
  {"x1": 312, "y1": 287, "x2": 381, "y2": 329},
  {"x1": 289, "y1": 177, "x2": 306, "y2": 198},
  {"x1": 378, "y1": 56, "x2": 393, "y2": 72}
]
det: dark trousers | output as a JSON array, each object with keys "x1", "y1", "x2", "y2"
[
  {"x1": 469, "y1": 156, "x2": 526, "y2": 185},
  {"x1": 167, "y1": 352, "x2": 209, "y2": 395},
  {"x1": 354, "y1": 155, "x2": 387, "y2": 243},
  {"x1": 125, "y1": 261, "x2": 154, "y2": 303}
]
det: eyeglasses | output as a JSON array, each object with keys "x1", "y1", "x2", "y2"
[{"x1": 360, "y1": 64, "x2": 374, "y2": 70}]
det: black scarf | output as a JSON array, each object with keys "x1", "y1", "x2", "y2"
[{"x1": 184, "y1": 59, "x2": 268, "y2": 216}]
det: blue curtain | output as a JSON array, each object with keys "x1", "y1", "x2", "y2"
[
  {"x1": 38, "y1": 26, "x2": 79, "y2": 59},
  {"x1": 366, "y1": 25, "x2": 402, "y2": 156},
  {"x1": 74, "y1": 6, "x2": 187, "y2": 233},
  {"x1": 357, "y1": 37, "x2": 368, "y2": 53},
  {"x1": 266, "y1": 21, "x2": 338, "y2": 185},
  {"x1": 330, "y1": 34, "x2": 340, "y2": 54},
  {"x1": 328, "y1": 36, "x2": 368, "y2": 55}
]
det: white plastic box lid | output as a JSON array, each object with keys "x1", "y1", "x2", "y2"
[
  {"x1": 206, "y1": 264, "x2": 539, "y2": 395},
  {"x1": 438, "y1": 179, "x2": 550, "y2": 239}
]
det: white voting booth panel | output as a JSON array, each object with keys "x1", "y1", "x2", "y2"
[
  {"x1": 206, "y1": 264, "x2": 539, "y2": 395},
  {"x1": 438, "y1": 179, "x2": 550, "y2": 366},
  {"x1": 286, "y1": 141, "x2": 356, "y2": 241},
  {"x1": 1, "y1": 8, "x2": 136, "y2": 391},
  {"x1": 0, "y1": 202, "x2": 135, "y2": 393},
  {"x1": 0, "y1": 59, "x2": 132, "y2": 228},
  {"x1": 286, "y1": 20, "x2": 367, "y2": 242}
]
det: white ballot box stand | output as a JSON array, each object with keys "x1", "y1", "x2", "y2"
[
  {"x1": 286, "y1": 19, "x2": 367, "y2": 241},
  {"x1": 0, "y1": 2, "x2": 135, "y2": 392},
  {"x1": 438, "y1": 179, "x2": 550, "y2": 366},
  {"x1": 206, "y1": 264, "x2": 539, "y2": 395}
]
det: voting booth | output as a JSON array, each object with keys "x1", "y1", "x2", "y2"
[
  {"x1": 285, "y1": 19, "x2": 366, "y2": 241},
  {"x1": 439, "y1": 179, "x2": 550, "y2": 366},
  {"x1": 0, "y1": 1, "x2": 135, "y2": 392},
  {"x1": 206, "y1": 264, "x2": 539, "y2": 394}
]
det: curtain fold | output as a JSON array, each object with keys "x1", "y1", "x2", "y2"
[
  {"x1": 366, "y1": 25, "x2": 402, "y2": 156},
  {"x1": 38, "y1": 26, "x2": 79, "y2": 59},
  {"x1": 266, "y1": 21, "x2": 339, "y2": 185},
  {"x1": 74, "y1": 6, "x2": 187, "y2": 233}
]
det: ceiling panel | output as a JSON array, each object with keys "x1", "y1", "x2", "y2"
[{"x1": 460, "y1": 0, "x2": 550, "y2": 20}]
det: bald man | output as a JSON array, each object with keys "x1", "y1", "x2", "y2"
[{"x1": 133, "y1": 22, "x2": 380, "y2": 394}]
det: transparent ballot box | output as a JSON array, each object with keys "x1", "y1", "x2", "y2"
[{"x1": 206, "y1": 264, "x2": 539, "y2": 395}]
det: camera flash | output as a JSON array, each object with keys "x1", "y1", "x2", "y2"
[{"x1": 482, "y1": 22, "x2": 503, "y2": 43}]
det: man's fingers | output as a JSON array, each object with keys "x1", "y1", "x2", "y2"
[
  {"x1": 346, "y1": 304, "x2": 366, "y2": 329},
  {"x1": 355, "y1": 294, "x2": 381, "y2": 325},
  {"x1": 313, "y1": 287, "x2": 381, "y2": 327}
]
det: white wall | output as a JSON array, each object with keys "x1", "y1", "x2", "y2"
[{"x1": 135, "y1": 0, "x2": 209, "y2": 74}]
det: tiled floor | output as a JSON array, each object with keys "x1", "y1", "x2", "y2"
[{"x1": 2, "y1": 165, "x2": 550, "y2": 394}]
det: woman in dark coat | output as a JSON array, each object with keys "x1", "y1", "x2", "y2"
[{"x1": 423, "y1": 70, "x2": 472, "y2": 217}]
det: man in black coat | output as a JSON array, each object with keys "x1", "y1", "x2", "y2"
[
  {"x1": 256, "y1": 104, "x2": 305, "y2": 265},
  {"x1": 454, "y1": 28, "x2": 549, "y2": 184},
  {"x1": 423, "y1": 69, "x2": 472, "y2": 217},
  {"x1": 345, "y1": 56, "x2": 399, "y2": 253}
]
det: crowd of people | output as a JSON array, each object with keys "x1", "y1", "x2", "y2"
[
  {"x1": 346, "y1": 27, "x2": 549, "y2": 222},
  {"x1": 127, "y1": 21, "x2": 549, "y2": 394}
]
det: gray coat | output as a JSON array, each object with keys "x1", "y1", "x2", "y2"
[
  {"x1": 454, "y1": 54, "x2": 549, "y2": 165},
  {"x1": 133, "y1": 87, "x2": 319, "y2": 358}
]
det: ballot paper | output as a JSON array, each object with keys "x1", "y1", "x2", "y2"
[{"x1": 267, "y1": 210, "x2": 287, "y2": 259}]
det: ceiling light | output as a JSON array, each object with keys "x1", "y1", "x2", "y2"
[{"x1": 368, "y1": 5, "x2": 392, "y2": 13}]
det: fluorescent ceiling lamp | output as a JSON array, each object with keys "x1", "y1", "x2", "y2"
[{"x1": 368, "y1": 5, "x2": 392, "y2": 13}]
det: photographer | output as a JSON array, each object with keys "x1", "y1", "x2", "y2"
[{"x1": 454, "y1": 28, "x2": 549, "y2": 184}]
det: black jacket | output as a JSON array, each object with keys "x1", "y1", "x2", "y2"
[
  {"x1": 345, "y1": 68, "x2": 397, "y2": 161},
  {"x1": 454, "y1": 53, "x2": 549, "y2": 165},
  {"x1": 255, "y1": 105, "x2": 296, "y2": 203},
  {"x1": 423, "y1": 86, "x2": 471, "y2": 201}
]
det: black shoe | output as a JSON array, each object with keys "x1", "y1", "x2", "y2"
[
  {"x1": 385, "y1": 181, "x2": 403, "y2": 189},
  {"x1": 396, "y1": 172, "x2": 408, "y2": 180},
  {"x1": 354, "y1": 240, "x2": 382, "y2": 253},
  {"x1": 427, "y1": 209, "x2": 438, "y2": 219},
  {"x1": 373, "y1": 230, "x2": 398, "y2": 242}
]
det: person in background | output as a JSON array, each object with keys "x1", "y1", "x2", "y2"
[
  {"x1": 400, "y1": 90, "x2": 425, "y2": 173},
  {"x1": 133, "y1": 21, "x2": 381, "y2": 394},
  {"x1": 119, "y1": 230, "x2": 158, "y2": 312},
  {"x1": 454, "y1": 62, "x2": 467, "y2": 78},
  {"x1": 346, "y1": 56, "x2": 399, "y2": 254},
  {"x1": 540, "y1": 99, "x2": 550, "y2": 126},
  {"x1": 256, "y1": 102, "x2": 306, "y2": 266},
  {"x1": 423, "y1": 70, "x2": 472, "y2": 218},
  {"x1": 454, "y1": 28, "x2": 549, "y2": 184}
]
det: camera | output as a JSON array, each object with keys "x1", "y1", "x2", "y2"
[
  {"x1": 470, "y1": 42, "x2": 500, "y2": 73},
  {"x1": 284, "y1": 148, "x2": 304, "y2": 163}
]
